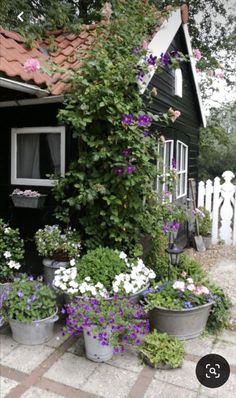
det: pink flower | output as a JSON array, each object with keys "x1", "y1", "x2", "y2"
[
  {"x1": 24, "y1": 58, "x2": 40, "y2": 73},
  {"x1": 214, "y1": 68, "x2": 224, "y2": 79},
  {"x1": 168, "y1": 108, "x2": 181, "y2": 122},
  {"x1": 194, "y1": 48, "x2": 202, "y2": 61},
  {"x1": 186, "y1": 284, "x2": 196, "y2": 292},
  {"x1": 172, "y1": 281, "x2": 185, "y2": 292},
  {"x1": 195, "y1": 285, "x2": 209, "y2": 295},
  {"x1": 142, "y1": 40, "x2": 148, "y2": 49},
  {"x1": 181, "y1": 271, "x2": 187, "y2": 278}
]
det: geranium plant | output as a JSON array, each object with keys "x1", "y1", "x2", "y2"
[
  {"x1": 1, "y1": 275, "x2": 56, "y2": 323},
  {"x1": 11, "y1": 188, "x2": 44, "y2": 197},
  {"x1": 144, "y1": 276, "x2": 214, "y2": 311},
  {"x1": 35, "y1": 225, "x2": 81, "y2": 261},
  {"x1": 63, "y1": 296, "x2": 149, "y2": 353},
  {"x1": 0, "y1": 219, "x2": 24, "y2": 283},
  {"x1": 53, "y1": 248, "x2": 155, "y2": 297}
]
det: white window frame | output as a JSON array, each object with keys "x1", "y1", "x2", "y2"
[
  {"x1": 11, "y1": 126, "x2": 65, "y2": 186},
  {"x1": 176, "y1": 140, "x2": 188, "y2": 198},
  {"x1": 157, "y1": 140, "x2": 174, "y2": 201}
]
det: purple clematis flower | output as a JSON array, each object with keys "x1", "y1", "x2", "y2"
[
  {"x1": 143, "y1": 129, "x2": 149, "y2": 137},
  {"x1": 160, "y1": 52, "x2": 171, "y2": 66},
  {"x1": 114, "y1": 166, "x2": 124, "y2": 176},
  {"x1": 147, "y1": 54, "x2": 157, "y2": 65},
  {"x1": 121, "y1": 113, "x2": 134, "y2": 125},
  {"x1": 127, "y1": 164, "x2": 136, "y2": 174},
  {"x1": 121, "y1": 148, "x2": 131, "y2": 157},
  {"x1": 137, "y1": 114, "x2": 152, "y2": 128},
  {"x1": 172, "y1": 157, "x2": 176, "y2": 169}
]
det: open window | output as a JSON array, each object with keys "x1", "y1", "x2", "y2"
[
  {"x1": 176, "y1": 140, "x2": 188, "y2": 198},
  {"x1": 11, "y1": 126, "x2": 65, "y2": 186},
  {"x1": 156, "y1": 140, "x2": 174, "y2": 201}
]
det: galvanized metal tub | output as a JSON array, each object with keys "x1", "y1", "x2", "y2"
[
  {"x1": 83, "y1": 328, "x2": 113, "y2": 362},
  {"x1": 43, "y1": 258, "x2": 69, "y2": 286}
]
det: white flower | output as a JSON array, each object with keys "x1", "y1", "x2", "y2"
[
  {"x1": 4, "y1": 227, "x2": 11, "y2": 234},
  {"x1": 187, "y1": 277, "x2": 193, "y2": 284},
  {"x1": 119, "y1": 251, "x2": 127, "y2": 259},
  {"x1": 172, "y1": 281, "x2": 185, "y2": 291},
  {"x1": 84, "y1": 276, "x2": 91, "y2": 282},
  {"x1": 69, "y1": 280, "x2": 78, "y2": 289},
  {"x1": 70, "y1": 259, "x2": 76, "y2": 266},
  {"x1": 4, "y1": 251, "x2": 11, "y2": 258},
  {"x1": 113, "y1": 285, "x2": 119, "y2": 293},
  {"x1": 59, "y1": 283, "x2": 67, "y2": 291},
  {"x1": 95, "y1": 282, "x2": 104, "y2": 289},
  {"x1": 62, "y1": 275, "x2": 69, "y2": 283},
  {"x1": 8, "y1": 260, "x2": 21, "y2": 270},
  {"x1": 186, "y1": 283, "x2": 196, "y2": 292},
  {"x1": 79, "y1": 285, "x2": 86, "y2": 294},
  {"x1": 90, "y1": 287, "x2": 97, "y2": 296}
]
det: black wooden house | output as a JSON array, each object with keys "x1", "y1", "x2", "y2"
[{"x1": 0, "y1": 6, "x2": 205, "y2": 254}]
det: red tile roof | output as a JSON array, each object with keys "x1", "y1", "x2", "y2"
[{"x1": 0, "y1": 25, "x2": 97, "y2": 95}]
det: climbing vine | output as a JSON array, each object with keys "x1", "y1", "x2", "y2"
[{"x1": 52, "y1": 0, "x2": 185, "y2": 254}]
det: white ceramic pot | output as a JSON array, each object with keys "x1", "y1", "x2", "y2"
[{"x1": 83, "y1": 327, "x2": 113, "y2": 362}]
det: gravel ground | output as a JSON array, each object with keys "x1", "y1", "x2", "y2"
[{"x1": 186, "y1": 244, "x2": 236, "y2": 272}]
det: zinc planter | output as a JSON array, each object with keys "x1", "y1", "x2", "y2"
[
  {"x1": 11, "y1": 194, "x2": 47, "y2": 209},
  {"x1": 149, "y1": 302, "x2": 213, "y2": 340},
  {"x1": 9, "y1": 310, "x2": 58, "y2": 345},
  {"x1": 43, "y1": 258, "x2": 69, "y2": 286},
  {"x1": 0, "y1": 282, "x2": 12, "y2": 297},
  {"x1": 202, "y1": 235, "x2": 212, "y2": 250},
  {"x1": 83, "y1": 329, "x2": 113, "y2": 362}
]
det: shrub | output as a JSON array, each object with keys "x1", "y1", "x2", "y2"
[
  {"x1": 175, "y1": 253, "x2": 206, "y2": 282},
  {"x1": 198, "y1": 207, "x2": 212, "y2": 236},
  {"x1": 139, "y1": 330, "x2": 184, "y2": 368},
  {"x1": 144, "y1": 229, "x2": 169, "y2": 280},
  {"x1": 205, "y1": 281, "x2": 232, "y2": 333}
]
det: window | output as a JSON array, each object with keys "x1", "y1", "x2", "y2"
[
  {"x1": 11, "y1": 126, "x2": 65, "y2": 186},
  {"x1": 156, "y1": 140, "x2": 174, "y2": 200},
  {"x1": 176, "y1": 140, "x2": 188, "y2": 198}
]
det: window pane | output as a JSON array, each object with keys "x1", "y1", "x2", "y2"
[
  {"x1": 177, "y1": 142, "x2": 181, "y2": 170},
  {"x1": 17, "y1": 133, "x2": 61, "y2": 179},
  {"x1": 182, "y1": 146, "x2": 186, "y2": 170}
]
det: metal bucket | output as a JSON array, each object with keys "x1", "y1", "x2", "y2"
[
  {"x1": 149, "y1": 302, "x2": 213, "y2": 340},
  {"x1": 9, "y1": 310, "x2": 58, "y2": 345},
  {"x1": 129, "y1": 285, "x2": 149, "y2": 304},
  {"x1": 43, "y1": 258, "x2": 69, "y2": 286},
  {"x1": 83, "y1": 329, "x2": 113, "y2": 362}
]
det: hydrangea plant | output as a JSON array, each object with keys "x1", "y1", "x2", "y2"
[
  {"x1": 0, "y1": 219, "x2": 24, "y2": 283},
  {"x1": 53, "y1": 248, "x2": 155, "y2": 297},
  {"x1": 63, "y1": 296, "x2": 149, "y2": 353},
  {"x1": 35, "y1": 225, "x2": 81, "y2": 261}
]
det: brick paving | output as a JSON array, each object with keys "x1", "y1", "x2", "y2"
[{"x1": 1, "y1": 258, "x2": 236, "y2": 398}]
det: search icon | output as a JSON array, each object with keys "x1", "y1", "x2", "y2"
[{"x1": 209, "y1": 367, "x2": 217, "y2": 375}]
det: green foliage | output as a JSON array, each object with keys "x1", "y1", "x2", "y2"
[
  {"x1": 35, "y1": 225, "x2": 81, "y2": 260},
  {"x1": 0, "y1": 219, "x2": 25, "y2": 283},
  {"x1": 52, "y1": 1, "x2": 178, "y2": 253},
  {"x1": 198, "y1": 207, "x2": 212, "y2": 236},
  {"x1": 145, "y1": 229, "x2": 169, "y2": 280},
  {"x1": 204, "y1": 281, "x2": 232, "y2": 334},
  {"x1": 139, "y1": 330, "x2": 184, "y2": 368},
  {"x1": 2, "y1": 276, "x2": 56, "y2": 322},
  {"x1": 174, "y1": 253, "x2": 206, "y2": 282},
  {"x1": 145, "y1": 278, "x2": 212, "y2": 311},
  {"x1": 75, "y1": 247, "x2": 128, "y2": 291}
]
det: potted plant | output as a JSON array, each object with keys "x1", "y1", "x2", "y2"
[
  {"x1": 138, "y1": 330, "x2": 184, "y2": 369},
  {"x1": 53, "y1": 247, "x2": 155, "y2": 302},
  {"x1": 198, "y1": 207, "x2": 212, "y2": 249},
  {"x1": 10, "y1": 188, "x2": 47, "y2": 209},
  {"x1": 35, "y1": 225, "x2": 81, "y2": 285},
  {"x1": 0, "y1": 219, "x2": 24, "y2": 295},
  {"x1": 1, "y1": 275, "x2": 58, "y2": 344},
  {"x1": 63, "y1": 295, "x2": 149, "y2": 362},
  {"x1": 144, "y1": 274, "x2": 214, "y2": 340}
]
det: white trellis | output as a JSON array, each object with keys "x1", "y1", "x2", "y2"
[{"x1": 198, "y1": 170, "x2": 236, "y2": 245}]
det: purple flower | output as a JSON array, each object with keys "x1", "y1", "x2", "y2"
[
  {"x1": 147, "y1": 54, "x2": 157, "y2": 66},
  {"x1": 27, "y1": 275, "x2": 34, "y2": 281},
  {"x1": 160, "y1": 52, "x2": 171, "y2": 66},
  {"x1": 132, "y1": 47, "x2": 140, "y2": 55},
  {"x1": 172, "y1": 157, "x2": 176, "y2": 169},
  {"x1": 171, "y1": 221, "x2": 180, "y2": 232},
  {"x1": 113, "y1": 347, "x2": 119, "y2": 353},
  {"x1": 137, "y1": 114, "x2": 152, "y2": 128},
  {"x1": 127, "y1": 164, "x2": 135, "y2": 174},
  {"x1": 34, "y1": 283, "x2": 41, "y2": 290},
  {"x1": 114, "y1": 166, "x2": 124, "y2": 176},
  {"x1": 99, "y1": 317, "x2": 105, "y2": 323},
  {"x1": 17, "y1": 290, "x2": 24, "y2": 297},
  {"x1": 121, "y1": 148, "x2": 131, "y2": 157},
  {"x1": 170, "y1": 48, "x2": 179, "y2": 58},
  {"x1": 137, "y1": 70, "x2": 145, "y2": 82},
  {"x1": 121, "y1": 114, "x2": 134, "y2": 125},
  {"x1": 183, "y1": 301, "x2": 193, "y2": 309},
  {"x1": 143, "y1": 129, "x2": 149, "y2": 137},
  {"x1": 31, "y1": 294, "x2": 37, "y2": 302}
]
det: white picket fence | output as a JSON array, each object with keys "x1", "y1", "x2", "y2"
[{"x1": 198, "y1": 170, "x2": 236, "y2": 245}]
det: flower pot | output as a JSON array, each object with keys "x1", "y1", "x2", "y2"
[
  {"x1": 202, "y1": 235, "x2": 212, "y2": 250},
  {"x1": 129, "y1": 285, "x2": 150, "y2": 304},
  {"x1": 149, "y1": 302, "x2": 213, "y2": 340},
  {"x1": 0, "y1": 282, "x2": 12, "y2": 297},
  {"x1": 43, "y1": 258, "x2": 69, "y2": 286},
  {"x1": 83, "y1": 328, "x2": 113, "y2": 362},
  {"x1": 144, "y1": 357, "x2": 179, "y2": 369},
  {"x1": 9, "y1": 310, "x2": 58, "y2": 345},
  {"x1": 11, "y1": 194, "x2": 47, "y2": 209}
]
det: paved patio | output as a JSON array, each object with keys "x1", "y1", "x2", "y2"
[{"x1": 1, "y1": 256, "x2": 236, "y2": 398}]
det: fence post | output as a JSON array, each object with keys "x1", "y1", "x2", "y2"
[
  {"x1": 198, "y1": 181, "x2": 205, "y2": 208},
  {"x1": 205, "y1": 179, "x2": 213, "y2": 212},
  {"x1": 212, "y1": 177, "x2": 221, "y2": 244}
]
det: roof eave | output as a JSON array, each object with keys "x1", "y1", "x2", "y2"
[{"x1": 0, "y1": 77, "x2": 49, "y2": 98}]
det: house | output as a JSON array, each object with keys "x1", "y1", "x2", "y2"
[{"x1": 0, "y1": 5, "x2": 205, "y2": 249}]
